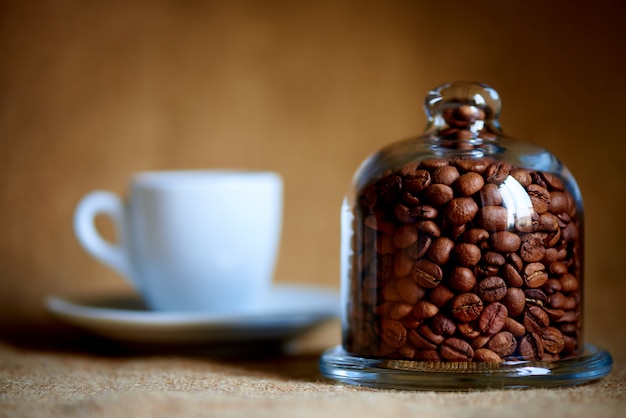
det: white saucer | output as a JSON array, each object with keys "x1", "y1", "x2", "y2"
[{"x1": 45, "y1": 284, "x2": 340, "y2": 346}]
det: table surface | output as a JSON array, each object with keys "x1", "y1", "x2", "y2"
[{"x1": 1, "y1": 316, "x2": 625, "y2": 418}]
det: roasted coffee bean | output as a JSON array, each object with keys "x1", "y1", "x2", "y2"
[
  {"x1": 453, "y1": 243, "x2": 482, "y2": 267},
  {"x1": 440, "y1": 338, "x2": 474, "y2": 362},
  {"x1": 412, "y1": 259, "x2": 443, "y2": 288},
  {"x1": 483, "y1": 251, "x2": 505, "y2": 266},
  {"x1": 523, "y1": 262, "x2": 549, "y2": 288},
  {"x1": 443, "y1": 105, "x2": 485, "y2": 128},
  {"x1": 527, "y1": 184, "x2": 551, "y2": 214},
  {"x1": 488, "y1": 331, "x2": 517, "y2": 357},
  {"x1": 393, "y1": 225, "x2": 419, "y2": 248},
  {"x1": 444, "y1": 197, "x2": 478, "y2": 225},
  {"x1": 431, "y1": 313, "x2": 457, "y2": 336},
  {"x1": 519, "y1": 333, "x2": 544, "y2": 360},
  {"x1": 485, "y1": 161, "x2": 512, "y2": 185},
  {"x1": 510, "y1": 168, "x2": 532, "y2": 187},
  {"x1": 474, "y1": 348, "x2": 503, "y2": 362},
  {"x1": 454, "y1": 172, "x2": 485, "y2": 196},
  {"x1": 478, "y1": 302, "x2": 508, "y2": 335},
  {"x1": 428, "y1": 237, "x2": 454, "y2": 265},
  {"x1": 549, "y1": 191, "x2": 569, "y2": 214},
  {"x1": 380, "y1": 320, "x2": 407, "y2": 348},
  {"x1": 411, "y1": 204, "x2": 438, "y2": 219},
  {"x1": 390, "y1": 302, "x2": 414, "y2": 320},
  {"x1": 429, "y1": 284, "x2": 456, "y2": 308},
  {"x1": 454, "y1": 157, "x2": 490, "y2": 173},
  {"x1": 448, "y1": 267, "x2": 477, "y2": 293},
  {"x1": 414, "y1": 300, "x2": 439, "y2": 320},
  {"x1": 490, "y1": 231, "x2": 521, "y2": 253},
  {"x1": 416, "y1": 220, "x2": 441, "y2": 238},
  {"x1": 560, "y1": 273, "x2": 579, "y2": 293},
  {"x1": 394, "y1": 203, "x2": 417, "y2": 223},
  {"x1": 476, "y1": 206, "x2": 510, "y2": 231},
  {"x1": 519, "y1": 232, "x2": 547, "y2": 262},
  {"x1": 478, "y1": 276, "x2": 507, "y2": 302},
  {"x1": 451, "y1": 293, "x2": 483, "y2": 322},
  {"x1": 479, "y1": 183, "x2": 503, "y2": 206},
  {"x1": 457, "y1": 322, "x2": 481, "y2": 339},
  {"x1": 432, "y1": 165, "x2": 461, "y2": 185},
  {"x1": 423, "y1": 184, "x2": 454, "y2": 206},
  {"x1": 502, "y1": 263, "x2": 524, "y2": 287},
  {"x1": 463, "y1": 228, "x2": 490, "y2": 245},
  {"x1": 403, "y1": 169, "x2": 431, "y2": 192},
  {"x1": 415, "y1": 350, "x2": 441, "y2": 362},
  {"x1": 396, "y1": 277, "x2": 424, "y2": 304},
  {"x1": 504, "y1": 317, "x2": 526, "y2": 338},
  {"x1": 524, "y1": 288, "x2": 548, "y2": 308},
  {"x1": 393, "y1": 251, "x2": 414, "y2": 277},
  {"x1": 524, "y1": 305, "x2": 550, "y2": 334},
  {"x1": 502, "y1": 287, "x2": 526, "y2": 317}
]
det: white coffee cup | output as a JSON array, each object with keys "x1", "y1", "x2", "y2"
[{"x1": 74, "y1": 170, "x2": 283, "y2": 313}]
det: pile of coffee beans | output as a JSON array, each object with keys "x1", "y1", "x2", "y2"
[{"x1": 344, "y1": 156, "x2": 582, "y2": 363}]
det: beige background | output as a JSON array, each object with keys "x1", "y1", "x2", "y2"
[{"x1": 1, "y1": 0, "x2": 625, "y2": 342}]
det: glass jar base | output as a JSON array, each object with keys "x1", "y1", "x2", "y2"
[{"x1": 319, "y1": 344, "x2": 612, "y2": 391}]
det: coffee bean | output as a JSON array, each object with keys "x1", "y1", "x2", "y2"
[
  {"x1": 527, "y1": 184, "x2": 551, "y2": 214},
  {"x1": 549, "y1": 191, "x2": 569, "y2": 214},
  {"x1": 454, "y1": 157, "x2": 490, "y2": 174},
  {"x1": 485, "y1": 161, "x2": 512, "y2": 185},
  {"x1": 395, "y1": 277, "x2": 425, "y2": 304},
  {"x1": 453, "y1": 243, "x2": 482, "y2": 267},
  {"x1": 488, "y1": 331, "x2": 517, "y2": 357},
  {"x1": 541, "y1": 327, "x2": 565, "y2": 354},
  {"x1": 380, "y1": 320, "x2": 407, "y2": 348},
  {"x1": 448, "y1": 267, "x2": 477, "y2": 293},
  {"x1": 423, "y1": 184, "x2": 454, "y2": 206},
  {"x1": 560, "y1": 273, "x2": 579, "y2": 293},
  {"x1": 478, "y1": 302, "x2": 508, "y2": 335},
  {"x1": 504, "y1": 317, "x2": 526, "y2": 338},
  {"x1": 490, "y1": 231, "x2": 521, "y2": 253},
  {"x1": 502, "y1": 287, "x2": 526, "y2": 317},
  {"x1": 455, "y1": 172, "x2": 485, "y2": 196},
  {"x1": 440, "y1": 338, "x2": 474, "y2": 361},
  {"x1": 432, "y1": 165, "x2": 460, "y2": 185},
  {"x1": 431, "y1": 313, "x2": 457, "y2": 336},
  {"x1": 478, "y1": 276, "x2": 507, "y2": 302},
  {"x1": 411, "y1": 204, "x2": 438, "y2": 219},
  {"x1": 451, "y1": 293, "x2": 483, "y2": 322},
  {"x1": 502, "y1": 263, "x2": 524, "y2": 287},
  {"x1": 429, "y1": 284, "x2": 455, "y2": 308},
  {"x1": 479, "y1": 183, "x2": 503, "y2": 206},
  {"x1": 519, "y1": 232, "x2": 547, "y2": 262},
  {"x1": 477, "y1": 206, "x2": 510, "y2": 231},
  {"x1": 412, "y1": 259, "x2": 443, "y2": 288},
  {"x1": 393, "y1": 225, "x2": 419, "y2": 248},
  {"x1": 444, "y1": 197, "x2": 478, "y2": 225},
  {"x1": 524, "y1": 305, "x2": 550, "y2": 334},
  {"x1": 414, "y1": 300, "x2": 439, "y2": 320},
  {"x1": 474, "y1": 348, "x2": 503, "y2": 362},
  {"x1": 510, "y1": 168, "x2": 532, "y2": 187},
  {"x1": 428, "y1": 237, "x2": 455, "y2": 265},
  {"x1": 519, "y1": 332, "x2": 544, "y2": 360},
  {"x1": 523, "y1": 262, "x2": 549, "y2": 288},
  {"x1": 403, "y1": 169, "x2": 431, "y2": 192},
  {"x1": 463, "y1": 228, "x2": 490, "y2": 245},
  {"x1": 394, "y1": 203, "x2": 417, "y2": 223},
  {"x1": 393, "y1": 251, "x2": 415, "y2": 277}
]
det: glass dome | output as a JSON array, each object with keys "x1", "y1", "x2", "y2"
[{"x1": 320, "y1": 81, "x2": 612, "y2": 389}]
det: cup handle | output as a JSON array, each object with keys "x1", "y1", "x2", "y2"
[{"x1": 74, "y1": 191, "x2": 135, "y2": 285}]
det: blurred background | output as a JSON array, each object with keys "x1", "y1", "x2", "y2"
[{"x1": 1, "y1": 0, "x2": 625, "y2": 347}]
